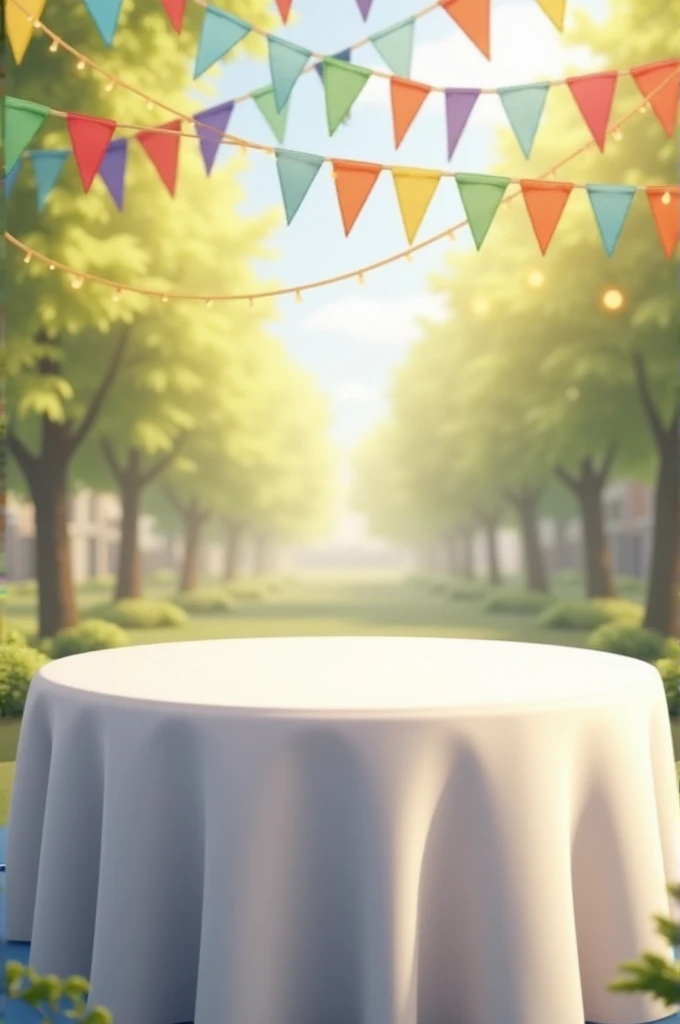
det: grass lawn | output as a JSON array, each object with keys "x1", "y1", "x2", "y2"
[{"x1": 0, "y1": 573, "x2": 675, "y2": 828}]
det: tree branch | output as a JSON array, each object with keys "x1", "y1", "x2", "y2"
[
  {"x1": 632, "y1": 351, "x2": 665, "y2": 447},
  {"x1": 7, "y1": 428, "x2": 37, "y2": 479},
  {"x1": 140, "y1": 432, "x2": 189, "y2": 486},
  {"x1": 100, "y1": 437, "x2": 123, "y2": 483},
  {"x1": 597, "y1": 443, "x2": 618, "y2": 485},
  {"x1": 555, "y1": 466, "x2": 578, "y2": 491},
  {"x1": 67, "y1": 326, "x2": 130, "y2": 455},
  {"x1": 164, "y1": 484, "x2": 186, "y2": 517}
]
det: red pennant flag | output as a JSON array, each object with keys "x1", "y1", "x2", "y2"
[
  {"x1": 439, "y1": 0, "x2": 491, "y2": 59},
  {"x1": 66, "y1": 114, "x2": 117, "y2": 192},
  {"x1": 567, "y1": 72, "x2": 618, "y2": 151},
  {"x1": 520, "y1": 179, "x2": 573, "y2": 254},
  {"x1": 160, "y1": 0, "x2": 186, "y2": 32},
  {"x1": 646, "y1": 186, "x2": 679, "y2": 258},
  {"x1": 630, "y1": 60, "x2": 680, "y2": 137},
  {"x1": 137, "y1": 120, "x2": 182, "y2": 196},
  {"x1": 275, "y1": 0, "x2": 293, "y2": 20},
  {"x1": 390, "y1": 79, "x2": 431, "y2": 148},
  {"x1": 332, "y1": 159, "x2": 382, "y2": 235}
]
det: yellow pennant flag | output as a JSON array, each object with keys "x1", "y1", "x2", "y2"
[
  {"x1": 7, "y1": 0, "x2": 47, "y2": 64},
  {"x1": 391, "y1": 168, "x2": 441, "y2": 245},
  {"x1": 534, "y1": 0, "x2": 567, "y2": 30}
]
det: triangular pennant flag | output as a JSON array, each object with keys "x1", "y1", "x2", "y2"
[
  {"x1": 160, "y1": 0, "x2": 187, "y2": 33},
  {"x1": 66, "y1": 113, "x2": 116, "y2": 191},
  {"x1": 390, "y1": 79, "x2": 431, "y2": 148},
  {"x1": 332, "y1": 159, "x2": 382, "y2": 235},
  {"x1": 534, "y1": 0, "x2": 567, "y2": 30},
  {"x1": 81, "y1": 0, "x2": 124, "y2": 45},
  {"x1": 439, "y1": 0, "x2": 490, "y2": 59},
  {"x1": 444, "y1": 89, "x2": 479, "y2": 160},
  {"x1": 30, "y1": 150, "x2": 69, "y2": 212},
  {"x1": 99, "y1": 139, "x2": 127, "y2": 209},
  {"x1": 275, "y1": 149, "x2": 324, "y2": 224},
  {"x1": 566, "y1": 72, "x2": 618, "y2": 151},
  {"x1": 7, "y1": 0, "x2": 46, "y2": 64},
  {"x1": 646, "y1": 187, "x2": 679, "y2": 259},
  {"x1": 498, "y1": 83, "x2": 550, "y2": 158},
  {"x1": 392, "y1": 168, "x2": 441, "y2": 244},
  {"x1": 356, "y1": 0, "x2": 375, "y2": 18},
  {"x1": 252, "y1": 87, "x2": 290, "y2": 143},
  {"x1": 314, "y1": 49, "x2": 351, "y2": 82},
  {"x1": 195, "y1": 102, "x2": 234, "y2": 174},
  {"x1": 5, "y1": 98, "x2": 50, "y2": 174},
  {"x1": 268, "y1": 37, "x2": 311, "y2": 112},
  {"x1": 630, "y1": 60, "x2": 680, "y2": 137},
  {"x1": 194, "y1": 7, "x2": 251, "y2": 78},
  {"x1": 137, "y1": 121, "x2": 181, "y2": 196},
  {"x1": 369, "y1": 18, "x2": 415, "y2": 78},
  {"x1": 276, "y1": 0, "x2": 293, "y2": 21},
  {"x1": 5, "y1": 162, "x2": 22, "y2": 199},
  {"x1": 322, "y1": 59, "x2": 371, "y2": 134},
  {"x1": 455, "y1": 172, "x2": 508, "y2": 249},
  {"x1": 520, "y1": 179, "x2": 573, "y2": 254},
  {"x1": 586, "y1": 185, "x2": 635, "y2": 256}
]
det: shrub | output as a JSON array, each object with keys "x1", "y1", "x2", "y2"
[
  {"x1": 0, "y1": 644, "x2": 49, "y2": 716},
  {"x1": 615, "y1": 574, "x2": 644, "y2": 595},
  {"x1": 8, "y1": 579, "x2": 38, "y2": 596},
  {"x1": 52, "y1": 620, "x2": 129, "y2": 659},
  {"x1": 540, "y1": 598, "x2": 643, "y2": 631},
  {"x1": 483, "y1": 589, "x2": 552, "y2": 614},
  {"x1": 587, "y1": 622, "x2": 673, "y2": 663},
  {"x1": 656, "y1": 659, "x2": 680, "y2": 716},
  {"x1": 175, "y1": 588, "x2": 235, "y2": 614},
  {"x1": 94, "y1": 598, "x2": 188, "y2": 629},
  {"x1": 225, "y1": 580, "x2": 269, "y2": 602},
  {"x1": 446, "y1": 581, "x2": 487, "y2": 601},
  {"x1": 84, "y1": 574, "x2": 115, "y2": 591},
  {"x1": 1, "y1": 627, "x2": 27, "y2": 646},
  {"x1": 151, "y1": 568, "x2": 178, "y2": 585}
]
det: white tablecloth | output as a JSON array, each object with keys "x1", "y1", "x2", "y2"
[{"x1": 6, "y1": 637, "x2": 680, "y2": 1024}]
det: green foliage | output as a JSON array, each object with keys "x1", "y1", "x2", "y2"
[
  {"x1": 5, "y1": 961, "x2": 112, "y2": 1023},
  {"x1": 540, "y1": 599, "x2": 643, "y2": 631},
  {"x1": 483, "y1": 590, "x2": 552, "y2": 615},
  {"x1": 52, "y1": 620, "x2": 129, "y2": 658},
  {"x1": 446, "y1": 581, "x2": 488, "y2": 601},
  {"x1": 175, "y1": 588, "x2": 235, "y2": 614},
  {"x1": 656, "y1": 659, "x2": 680, "y2": 716},
  {"x1": 94, "y1": 599, "x2": 187, "y2": 630},
  {"x1": 1, "y1": 626, "x2": 27, "y2": 646},
  {"x1": 225, "y1": 580, "x2": 271, "y2": 602},
  {"x1": 151, "y1": 568, "x2": 177, "y2": 585},
  {"x1": 587, "y1": 623, "x2": 673, "y2": 663},
  {"x1": 0, "y1": 644, "x2": 48, "y2": 716}
]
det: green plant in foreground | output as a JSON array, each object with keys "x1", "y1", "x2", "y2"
[{"x1": 3, "y1": 962, "x2": 112, "y2": 1023}]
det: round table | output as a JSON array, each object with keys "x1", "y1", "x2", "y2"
[{"x1": 6, "y1": 637, "x2": 680, "y2": 1024}]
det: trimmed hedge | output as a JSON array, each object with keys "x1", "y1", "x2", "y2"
[
  {"x1": 175, "y1": 588, "x2": 235, "y2": 614},
  {"x1": 540, "y1": 598, "x2": 643, "y2": 631},
  {"x1": 587, "y1": 622, "x2": 673, "y2": 663},
  {"x1": 0, "y1": 644, "x2": 49, "y2": 716},
  {"x1": 657, "y1": 658, "x2": 680, "y2": 716},
  {"x1": 483, "y1": 589, "x2": 552, "y2": 614},
  {"x1": 94, "y1": 598, "x2": 188, "y2": 629},
  {"x1": 52, "y1": 619, "x2": 129, "y2": 659}
]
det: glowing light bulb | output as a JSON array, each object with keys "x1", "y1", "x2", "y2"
[
  {"x1": 112, "y1": 290, "x2": 122, "y2": 303},
  {"x1": 147, "y1": 101, "x2": 154, "y2": 111},
  {"x1": 76, "y1": 59, "x2": 86, "y2": 71},
  {"x1": 357, "y1": 272, "x2": 365, "y2": 285},
  {"x1": 70, "y1": 277, "x2": 83, "y2": 290},
  {"x1": 205, "y1": 299, "x2": 214, "y2": 308},
  {"x1": 661, "y1": 191, "x2": 671, "y2": 205},
  {"x1": 104, "y1": 81, "x2": 114, "y2": 92},
  {"x1": 161, "y1": 295, "x2": 169, "y2": 303},
  {"x1": 601, "y1": 287, "x2": 624, "y2": 312},
  {"x1": 49, "y1": 39, "x2": 58, "y2": 53},
  {"x1": 48, "y1": 263, "x2": 55, "y2": 271},
  {"x1": 611, "y1": 128, "x2": 623, "y2": 142},
  {"x1": 23, "y1": 253, "x2": 31, "y2": 264},
  {"x1": 528, "y1": 270, "x2": 545, "y2": 289},
  {"x1": 447, "y1": 230, "x2": 455, "y2": 241},
  {"x1": 295, "y1": 290, "x2": 302, "y2": 303}
]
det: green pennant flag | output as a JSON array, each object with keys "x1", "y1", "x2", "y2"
[
  {"x1": 5, "y1": 97, "x2": 50, "y2": 174},
  {"x1": 275, "y1": 149, "x2": 324, "y2": 224},
  {"x1": 455, "y1": 172, "x2": 509, "y2": 249},
  {"x1": 268, "y1": 37, "x2": 311, "y2": 112},
  {"x1": 252, "y1": 87, "x2": 290, "y2": 143},
  {"x1": 369, "y1": 18, "x2": 415, "y2": 78},
  {"x1": 322, "y1": 59, "x2": 371, "y2": 135}
]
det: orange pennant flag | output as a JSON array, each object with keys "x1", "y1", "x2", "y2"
[
  {"x1": 332, "y1": 160, "x2": 383, "y2": 235},
  {"x1": 391, "y1": 168, "x2": 441, "y2": 244},
  {"x1": 390, "y1": 79, "x2": 431, "y2": 148},
  {"x1": 520, "y1": 179, "x2": 573, "y2": 254},
  {"x1": 439, "y1": 0, "x2": 491, "y2": 59},
  {"x1": 630, "y1": 60, "x2": 680, "y2": 137},
  {"x1": 646, "y1": 187, "x2": 679, "y2": 258}
]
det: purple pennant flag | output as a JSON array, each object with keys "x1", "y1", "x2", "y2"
[
  {"x1": 99, "y1": 139, "x2": 127, "y2": 209},
  {"x1": 314, "y1": 48, "x2": 351, "y2": 80},
  {"x1": 356, "y1": 0, "x2": 374, "y2": 19},
  {"x1": 444, "y1": 88, "x2": 480, "y2": 160},
  {"x1": 195, "y1": 101, "x2": 234, "y2": 174}
]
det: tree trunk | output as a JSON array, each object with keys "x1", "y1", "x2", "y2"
[
  {"x1": 116, "y1": 471, "x2": 143, "y2": 600},
  {"x1": 32, "y1": 434, "x2": 78, "y2": 637},
  {"x1": 511, "y1": 489, "x2": 549, "y2": 592},
  {"x1": 483, "y1": 518, "x2": 502, "y2": 586},
  {"x1": 180, "y1": 503, "x2": 206, "y2": 592},
  {"x1": 223, "y1": 522, "x2": 244, "y2": 581},
  {"x1": 557, "y1": 455, "x2": 616, "y2": 599},
  {"x1": 644, "y1": 429, "x2": 679, "y2": 634}
]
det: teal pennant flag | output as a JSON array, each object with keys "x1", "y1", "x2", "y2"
[
  {"x1": 268, "y1": 37, "x2": 311, "y2": 111},
  {"x1": 498, "y1": 83, "x2": 550, "y2": 158},
  {"x1": 586, "y1": 184, "x2": 636, "y2": 256},
  {"x1": 5, "y1": 161, "x2": 22, "y2": 199},
  {"x1": 369, "y1": 18, "x2": 415, "y2": 78},
  {"x1": 194, "y1": 7, "x2": 251, "y2": 78},
  {"x1": 81, "y1": 0, "x2": 124, "y2": 45},
  {"x1": 275, "y1": 149, "x2": 324, "y2": 223},
  {"x1": 30, "y1": 150, "x2": 69, "y2": 212}
]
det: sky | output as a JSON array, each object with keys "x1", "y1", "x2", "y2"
[{"x1": 190, "y1": 0, "x2": 607, "y2": 454}]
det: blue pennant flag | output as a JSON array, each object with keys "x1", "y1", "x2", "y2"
[
  {"x1": 314, "y1": 49, "x2": 351, "y2": 81},
  {"x1": 498, "y1": 83, "x2": 550, "y2": 159},
  {"x1": 30, "y1": 150, "x2": 69, "y2": 212},
  {"x1": 268, "y1": 37, "x2": 311, "y2": 112},
  {"x1": 81, "y1": 0, "x2": 124, "y2": 45},
  {"x1": 586, "y1": 184, "x2": 636, "y2": 256},
  {"x1": 275, "y1": 149, "x2": 324, "y2": 224},
  {"x1": 194, "y1": 7, "x2": 251, "y2": 79},
  {"x1": 369, "y1": 18, "x2": 415, "y2": 78},
  {"x1": 5, "y1": 161, "x2": 22, "y2": 199}
]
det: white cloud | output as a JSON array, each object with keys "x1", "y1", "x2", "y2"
[
  {"x1": 302, "y1": 293, "x2": 448, "y2": 345},
  {"x1": 356, "y1": 1, "x2": 602, "y2": 119},
  {"x1": 335, "y1": 382, "x2": 379, "y2": 405}
]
